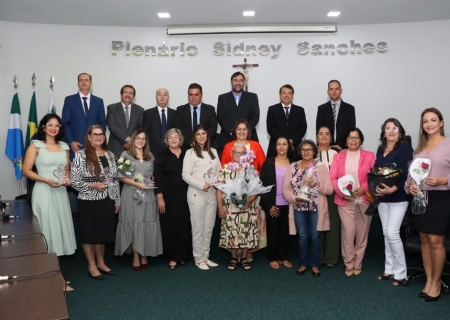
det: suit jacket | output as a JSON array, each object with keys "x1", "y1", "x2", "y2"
[
  {"x1": 174, "y1": 103, "x2": 218, "y2": 148},
  {"x1": 216, "y1": 91, "x2": 260, "y2": 152},
  {"x1": 329, "y1": 149, "x2": 375, "y2": 206},
  {"x1": 62, "y1": 93, "x2": 106, "y2": 159},
  {"x1": 106, "y1": 102, "x2": 144, "y2": 158},
  {"x1": 316, "y1": 100, "x2": 356, "y2": 149},
  {"x1": 266, "y1": 103, "x2": 307, "y2": 157},
  {"x1": 142, "y1": 106, "x2": 176, "y2": 160}
]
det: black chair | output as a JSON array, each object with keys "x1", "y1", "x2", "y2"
[{"x1": 402, "y1": 204, "x2": 450, "y2": 294}]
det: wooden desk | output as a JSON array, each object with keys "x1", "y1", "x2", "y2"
[
  {"x1": 3, "y1": 200, "x2": 33, "y2": 218},
  {"x1": 0, "y1": 215, "x2": 47, "y2": 259},
  {"x1": 0, "y1": 253, "x2": 69, "y2": 320}
]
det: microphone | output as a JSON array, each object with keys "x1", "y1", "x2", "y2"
[
  {"x1": 0, "y1": 232, "x2": 48, "y2": 251},
  {"x1": 0, "y1": 215, "x2": 19, "y2": 221},
  {"x1": 0, "y1": 270, "x2": 62, "y2": 281}
]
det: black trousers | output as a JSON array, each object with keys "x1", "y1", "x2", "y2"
[{"x1": 266, "y1": 205, "x2": 290, "y2": 261}]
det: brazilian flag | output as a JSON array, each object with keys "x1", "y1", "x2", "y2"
[{"x1": 25, "y1": 89, "x2": 38, "y2": 150}]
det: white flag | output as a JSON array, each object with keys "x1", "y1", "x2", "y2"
[{"x1": 48, "y1": 88, "x2": 56, "y2": 114}]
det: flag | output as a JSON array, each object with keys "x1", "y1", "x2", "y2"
[
  {"x1": 25, "y1": 89, "x2": 38, "y2": 150},
  {"x1": 5, "y1": 92, "x2": 25, "y2": 180},
  {"x1": 49, "y1": 88, "x2": 56, "y2": 114}
]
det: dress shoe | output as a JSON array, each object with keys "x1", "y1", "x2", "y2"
[
  {"x1": 312, "y1": 270, "x2": 321, "y2": 277},
  {"x1": 325, "y1": 263, "x2": 337, "y2": 268},
  {"x1": 196, "y1": 262, "x2": 209, "y2": 270},
  {"x1": 206, "y1": 260, "x2": 219, "y2": 267},
  {"x1": 345, "y1": 269, "x2": 354, "y2": 277},
  {"x1": 353, "y1": 268, "x2": 362, "y2": 276},
  {"x1": 133, "y1": 265, "x2": 142, "y2": 271},
  {"x1": 296, "y1": 267, "x2": 307, "y2": 275},
  {"x1": 418, "y1": 291, "x2": 427, "y2": 298},
  {"x1": 99, "y1": 268, "x2": 117, "y2": 275},
  {"x1": 140, "y1": 263, "x2": 148, "y2": 269},
  {"x1": 88, "y1": 272, "x2": 104, "y2": 280},
  {"x1": 425, "y1": 294, "x2": 440, "y2": 302}
]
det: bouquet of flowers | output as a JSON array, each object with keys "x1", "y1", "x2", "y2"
[
  {"x1": 409, "y1": 158, "x2": 431, "y2": 215},
  {"x1": 365, "y1": 163, "x2": 402, "y2": 215},
  {"x1": 338, "y1": 174, "x2": 365, "y2": 222},
  {"x1": 216, "y1": 150, "x2": 273, "y2": 209},
  {"x1": 297, "y1": 162, "x2": 319, "y2": 202},
  {"x1": 116, "y1": 157, "x2": 135, "y2": 177}
]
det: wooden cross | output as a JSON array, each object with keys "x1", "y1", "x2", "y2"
[{"x1": 232, "y1": 58, "x2": 259, "y2": 91}]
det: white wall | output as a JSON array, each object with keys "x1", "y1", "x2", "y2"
[{"x1": 1, "y1": 19, "x2": 449, "y2": 199}]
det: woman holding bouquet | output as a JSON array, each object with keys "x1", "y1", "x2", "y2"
[
  {"x1": 114, "y1": 129, "x2": 163, "y2": 270},
  {"x1": 282, "y1": 140, "x2": 333, "y2": 277},
  {"x1": 220, "y1": 119, "x2": 267, "y2": 260},
  {"x1": 317, "y1": 126, "x2": 341, "y2": 268},
  {"x1": 154, "y1": 129, "x2": 192, "y2": 270},
  {"x1": 71, "y1": 125, "x2": 120, "y2": 280},
  {"x1": 330, "y1": 128, "x2": 375, "y2": 277},
  {"x1": 260, "y1": 137, "x2": 294, "y2": 269},
  {"x1": 182, "y1": 125, "x2": 221, "y2": 271},
  {"x1": 217, "y1": 144, "x2": 259, "y2": 270},
  {"x1": 406, "y1": 108, "x2": 450, "y2": 301},
  {"x1": 23, "y1": 114, "x2": 76, "y2": 291},
  {"x1": 374, "y1": 119, "x2": 413, "y2": 286}
]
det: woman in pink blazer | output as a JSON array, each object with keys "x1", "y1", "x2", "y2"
[{"x1": 330, "y1": 127, "x2": 375, "y2": 277}]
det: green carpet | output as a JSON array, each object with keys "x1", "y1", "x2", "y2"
[{"x1": 60, "y1": 218, "x2": 449, "y2": 320}]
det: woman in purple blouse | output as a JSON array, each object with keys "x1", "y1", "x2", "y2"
[
  {"x1": 260, "y1": 137, "x2": 294, "y2": 269},
  {"x1": 407, "y1": 108, "x2": 450, "y2": 302}
]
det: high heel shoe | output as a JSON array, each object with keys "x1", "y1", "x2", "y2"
[
  {"x1": 141, "y1": 263, "x2": 148, "y2": 269},
  {"x1": 133, "y1": 265, "x2": 142, "y2": 271},
  {"x1": 425, "y1": 294, "x2": 440, "y2": 302},
  {"x1": 418, "y1": 291, "x2": 427, "y2": 298}
]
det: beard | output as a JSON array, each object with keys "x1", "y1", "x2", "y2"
[{"x1": 232, "y1": 85, "x2": 243, "y2": 93}]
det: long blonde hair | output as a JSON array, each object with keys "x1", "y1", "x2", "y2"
[{"x1": 414, "y1": 107, "x2": 445, "y2": 154}]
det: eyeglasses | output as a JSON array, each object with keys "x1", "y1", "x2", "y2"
[
  {"x1": 347, "y1": 136, "x2": 360, "y2": 141},
  {"x1": 232, "y1": 151, "x2": 246, "y2": 155},
  {"x1": 90, "y1": 133, "x2": 105, "y2": 138},
  {"x1": 135, "y1": 137, "x2": 147, "y2": 141},
  {"x1": 46, "y1": 124, "x2": 62, "y2": 128},
  {"x1": 300, "y1": 148, "x2": 313, "y2": 153}
]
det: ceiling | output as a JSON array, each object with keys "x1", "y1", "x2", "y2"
[{"x1": 0, "y1": 0, "x2": 450, "y2": 28}]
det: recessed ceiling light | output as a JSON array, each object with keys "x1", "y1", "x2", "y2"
[
  {"x1": 158, "y1": 13, "x2": 170, "y2": 18},
  {"x1": 243, "y1": 11, "x2": 255, "y2": 17},
  {"x1": 327, "y1": 12, "x2": 340, "y2": 17}
]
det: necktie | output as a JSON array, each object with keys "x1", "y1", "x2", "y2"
[
  {"x1": 235, "y1": 96, "x2": 239, "y2": 106},
  {"x1": 284, "y1": 106, "x2": 290, "y2": 119},
  {"x1": 193, "y1": 106, "x2": 198, "y2": 129},
  {"x1": 82, "y1": 97, "x2": 88, "y2": 116},
  {"x1": 332, "y1": 103, "x2": 337, "y2": 124},
  {"x1": 125, "y1": 106, "x2": 130, "y2": 129},
  {"x1": 161, "y1": 109, "x2": 167, "y2": 148}
]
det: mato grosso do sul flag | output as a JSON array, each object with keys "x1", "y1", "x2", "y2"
[
  {"x1": 5, "y1": 91, "x2": 25, "y2": 180},
  {"x1": 25, "y1": 89, "x2": 38, "y2": 150}
]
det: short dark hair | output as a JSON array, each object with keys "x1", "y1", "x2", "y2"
[
  {"x1": 231, "y1": 72, "x2": 245, "y2": 81},
  {"x1": 78, "y1": 73, "x2": 92, "y2": 82},
  {"x1": 279, "y1": 84, "x2": 294, "y2": 95},
  {"x1": 120, "y1": 85, "x2": 136, "y2": 95},
  {"x1": 344, "y1": 127, "x2": 365, "y2": 146},
  {"x1": 232, "y1": 119, "x2": 252, "y2": 140},
  {"x1": 271, "y1": 136, "x2": 294, "y2": 160},
  {"x1": 328, "y1": 80, "x2": 341, "y2": 89},
  {"x1": 188, "y1": 83, "x2": 203, "y2": 93},
  {"x1": 297, "y1": 139, "x2": 318, "y2": 160},
  {"x1": 35, "y1": 114, "x2": 66, "y2": 142}
]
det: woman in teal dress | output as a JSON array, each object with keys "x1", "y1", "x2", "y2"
[
  {"x1": 114, "y1": 129, "x2": 163, "y2": 270},
  {"x1": 23, "y1": 114, "x2": 76, "y2": 291}
]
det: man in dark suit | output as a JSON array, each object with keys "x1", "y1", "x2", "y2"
[
  {"x1": 175, "y1": 83, "x2": 218, "y2": 149},
  {"x1": 62, "y1": 73, "x2": 106, "y2": 159},
  {"x1": 106, "y1": 85, "x2": 144, "y2": 159},
  {"x1": 266, "y1": 84, "x2": 307, "y2": 157},
  {"x1": 217, "y1": 71, "x2": 260, "y2": 155},
  {"x1": 142, "y1": 88, "x2": 175, "y2": 159},
  {"x1": 316, "y1": 80, "x2": 356, "y2": 150}
]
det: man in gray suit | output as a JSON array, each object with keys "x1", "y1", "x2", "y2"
[{"x1": 106, "y1": 85, "x2": 144, "y2": 158}]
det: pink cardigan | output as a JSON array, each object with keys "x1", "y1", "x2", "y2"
[
  {"x1": 330, "y1": 149, "x2": 375, "y2": 206},
  {"x1": 282, "y1": 161, "x2": 334, "y2": 231}
]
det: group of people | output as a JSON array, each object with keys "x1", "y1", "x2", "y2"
[{"x1": 21, "y1": 72, "x2": 449, "y2": 303}]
